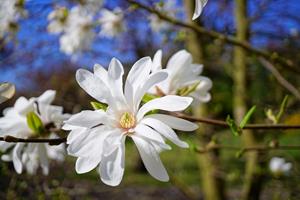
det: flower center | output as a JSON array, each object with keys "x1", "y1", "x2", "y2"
[{"x1": 119, "y1": 112, "x2": 135, "y2": 129}]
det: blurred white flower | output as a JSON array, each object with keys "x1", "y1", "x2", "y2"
[
  {"x1": 0, "y1": 0, "x2": 27, "y2": 39},
  {"x1": 47, "y1": 7, "x2": 69, "y2": 34},
  {"x1": 148, "y1": 0, "x2": 177, "y2": 33},
  {"x1": 269, "y1": 157, "x2": 292, "y2": 175},
  {"x1": 63, "y1": 57, "x2": 197, "y2": 186},
  {"x1": 0, "y1": 83, "x2": 15, "y2": 104},
  {"x1": 99, "y1": 8, "x2": 125, "y2": 38},
  {"x1": 148, "y1": 15, "x2": 169, "y2": 33},
  {"x1": 149, "y1": 49, "x2": 212, "y2": 103},
  {"x1": 60, "y1": 6, "x2": 95, "y2": 55},
  {"x1": 192, "y1": 0, "x2": 208, "y2": 20},
  {"x1": 0, "y1": 90, "x2": 69, "y2": 175}
]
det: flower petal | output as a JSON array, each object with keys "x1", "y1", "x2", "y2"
[
  {"x1": 65, "y1": 110, "x2": 107, "y2": 128},
  {"x1": 13, "y1": 143, "x2": 25, "y2": 174},
  {"x1": 166, "y1": 50, "x2": 192, "y2": 77},
  {"x1": 192, "y1": 0, "x2": 208, "y2": 20},
  {"x1": 137, "y1": 95, "x2": 193, "y2": 120},
  {"x1": 37, "y1": 90, "x2": 56, "y2": 105},
  {"x1": 132, "y1": 135, "x2": 169, "y2": 182},
  {"x1": 99, "y1": 136, "x2": 126, "y2": 186},
  {"x1": 152, "y1": 50, "x2": 162, "y2": 72},
  {"x1": 146, "y1": 114, "x2": 198, "y2": 131},
  {"x1": 75, "y1": 156, "x2": 101, "y2": 174},
  {"x1": 76, "y1": 69, "x2": 111, "y2": 103},
  {"x1": 134, "y1": 124, "x2": 167, "y2": 147},
  {"x1": 38, "y1": 144, "x2": 49, "y2": 175},
  {"x1": 124, "y1": 57, "x2": 152, "y2": 108},
  {"x1": 134, "y1": 71, "x2": 168, "y2": 111},
  {"x1": 141, "y1": 118, "x2": 189, "y2": 148}
]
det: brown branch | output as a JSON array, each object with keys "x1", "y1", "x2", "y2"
[
  {"x1": 259, "y1": 57, "x2": 300, "y2": 101},
  {"x1": 174, "y1": 113, "x2": 300, "y2": 130},
  {"x1": 0, "y1": 135, "x2": 66, "y2": 145},
  {"x1": 195, "y1": 144, "x2": 300, "y2": 154},
  {"x1": 127, "y1": 0, "x2": 299, "y2": 74}
]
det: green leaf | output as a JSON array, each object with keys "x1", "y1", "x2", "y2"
[
  {"x1": 177, "y1": 81, "x2": 200, "y2": 97},
  {"x1": 265, "y1": 109, "x2": 277, "y2": 124},
  {"x1": 142, "y1": 93, "x2": 158, "y2": 104},
  {"x1": 235, "y1": 149, "x2": 245, "y2": 158},
  {"x1": 239, "y1": 105, "x2": 256, "y2": 128},
  {"x1": 90, "y1": 101, "x2": 108, "y2": 111},
  {"x1": 26, "y1": 112, "x2": 44, "y2": 134},
  {"x1": 275, "y1": 95, "x2": 289, "y2": 123},
  {"x1": 226, "y1": 115, "x2": 241, "y2": 136}
]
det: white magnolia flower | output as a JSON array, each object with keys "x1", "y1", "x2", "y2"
[
  {"x1": 148, "y1": 0, "x2": 176, "y2": 33},
  {"x1": 148, "y1": 14, "x2": 169, "y2": 33},
  {"x1": 47, "y1": 7, "x2": 69, "y2": 34},
  {"x1": 269, "y1": 157, "x2": 292, "y2": 175},
  {"x1": 150, "y1": 49, "x2": 212, "y2": 103},
  {"x1": 99, "y1": 8, "x2": 125, "y2": 38},
  {"x1": 0, "y1": 0, "x2": 27, "y2": 39},
  {"x1": 59, "y1": 6, "x2": 95, "y2": 55},
  {"x1": 63, "y1": 57, "x2": 198, "y2": 186},
  {"x1": 192, "y1": 0, "x2": 208, "y2": 20},
  {"x1": 0, "y1": 83, "x2": 15, "y2": 104},
  {"x1": 0, "y1": 90, "x2": 69, "y2": 175}
]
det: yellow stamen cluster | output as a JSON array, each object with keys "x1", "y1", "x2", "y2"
[{"x1": 119, "y1": 112, "x2": 135, "y2": 129}]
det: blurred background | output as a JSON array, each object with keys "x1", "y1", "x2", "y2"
[{"x1": 0, "y1": 0, "x2": 300, "y2": 199}]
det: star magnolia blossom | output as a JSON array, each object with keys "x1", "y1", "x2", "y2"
[
  {"x1": 98, "y1": 8, "x2": 125, "y2": 38},
  {"x1": 0, "y1": 0, "x2": 27, "y2": 39},
  {"x1": 269, "y1": 157, "x2": 292, "y2": 175},
  {"x1": 193, "y1": 0, "x2": 208, "y2": 20},
  {"x1": 150, "y1": 49, "x2": 212, "y2": 103},
  {"x1": 0, "y1": 83, "x2": 15, "y2": 104},
  {"x1": 0, "y1": 90, "x2": 69, "y2": 175},
  {"x1": 59, "y1": 6, "x2": 95, "y2": 55},
  {"x1": 63, "y1": 57, "x2": 198, "y2": 186}
]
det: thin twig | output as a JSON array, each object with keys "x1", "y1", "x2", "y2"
[
  {"x1": 174, "y1": 113, "x2": 300, "y2": 130},
  {"x1": 0, "y1": 135, "x2": 66, "y2": 145},
  {"x1": 259, "y1": 57, "x2": 300, "y2": 101},
  {"x1": 195, "y1": 144, "x2": 300, "y2": 154},
  {"x1": 127, "y1": 0, "x2": 299, "y2": 73}
]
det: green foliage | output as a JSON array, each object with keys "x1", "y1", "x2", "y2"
[
  {"x1": 265, "y1": 95, "x2": 289, "y2": 124},
  {"x1": 226, "y1": 105, "x2": 256, "y2": 136},
  {"x1": 26, "y1": 112, "x2": 44, "y2": 134},
  {"x1": 177, "y1": 82, "x2": 200, "y2": 97},
  {"x1": 142, "y1": 93, "x2": 158, "y2": 104},
  {"x1": 226, "y1": 115, "x2": 241, "y2": 136},
  {"x1": 90, "y1": 101, "x2": 108, "y2": 111},
  {"x1": 239, "y1": 105, "x2": 256, "y2": 129}
]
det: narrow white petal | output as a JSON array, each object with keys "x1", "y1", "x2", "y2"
[
  {"x1": 13, "y1": 143, "x2": 25, "y2": 174},
  {"x1": 76, "y1": 69, "x2": 111, "y2": 103},
  {"x1": 75, "y1": 156, "x2": 101, "y2": 174},
  {"x1": 38, "y1": 90, "x2": 56, "y2": 105},
  {"x1": 99, "y1": 136, "x2": 126, "y2": 186},
  {"x1": 132, "y1": 136, "x2": 169, "y2": 182},
  {"x1": 0, "y1": 83, "x2": 15, "y2": 104},
  {"x1": 192, "y1": 0, "x2": 208, "y2": 20},
  {"x1": 141, "y1": 118, "x2": 189, "y2": 148},
  {"x1": 124, "y1": 57, "x2": 152, "y2": 107},
  {"x1": 137, "y1": 95, "x2": 193, "y2": 120},
  {"x1": 65, "y1": 110, "x2": 107, "y2": 128},
  {"x1": 152, "y1": 50, "x2": 162, "y2": 72},
  {"x1": 166, "y1": 50, "x2": 192, "y2": 76},
  {"x1": 14, "y1": 97, "x2": 34, "y2": 115},
  {"x1": 94, "y1": 64, "x2": 109, "y2": 85},
  {"x1": 134, "y1": 124, "x2": 166, "y2": 146},
  {"x1": 134, "y1": 71, "x2": 168, "y2": 111},
  {"x1": 146, "y1": 114, "x2": 198, "y2": 131},
  {"x1": 38, "y1": 144, "x2": 49, "y2": 175}
]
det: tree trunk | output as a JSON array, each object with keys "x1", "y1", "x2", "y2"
[
  {"x1": 184, "y1": 1, "x2": 226, "y2": 200},
  {"x1": 233, "y1": 1, "x2": 262, "y2": 199}
]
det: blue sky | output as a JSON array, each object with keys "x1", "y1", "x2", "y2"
[{"x1": 0, "y1": 0, "x2": 299, "y2": 89}]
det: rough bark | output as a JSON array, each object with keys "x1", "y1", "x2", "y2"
[
  {"x1": 184, "y1": 1, "x2": 226, "y2": 200},
  {"x1": 233, "y1": 1, "x2": 262, "y2": 199}
]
